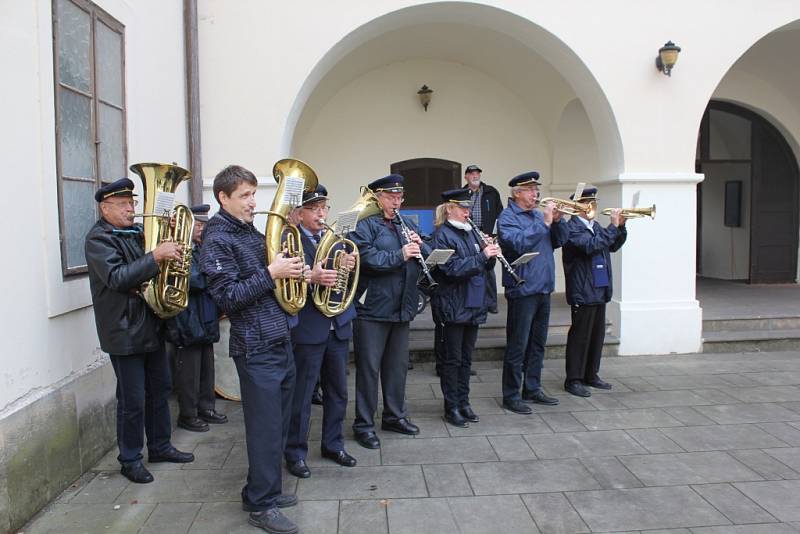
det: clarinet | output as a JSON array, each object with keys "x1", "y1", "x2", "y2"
[
  {"x1": 466, "y1": 217, "x2": 525, "y2": 287},
  {"x1": 393, "y1": 209, "x2": 438, "y2": 289}
]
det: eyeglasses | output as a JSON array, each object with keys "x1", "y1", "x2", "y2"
[
  {"x1": 303, "y1": 205, "x2": 329, "y2": 213},
  {"x1": 104, "y1": 199, "x2": 138, "y2": 208},
  {"x1": 381, "y1": 194, "x2": 405, "y2": 203}
]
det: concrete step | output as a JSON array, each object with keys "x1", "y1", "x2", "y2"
[
  {"x1": 702, "y1": 328, "x2": 800, "y2": 353},
  {"x1": 703, "y1": 316, "x2": 800, "y2": 332}
]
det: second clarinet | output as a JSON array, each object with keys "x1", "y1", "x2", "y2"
[
  {"x1": 466, "y1": 217, "x2": 525, "y2": 287},
  {"x1": 393, "y1": 208, "x2": 438, "y2": 289}
]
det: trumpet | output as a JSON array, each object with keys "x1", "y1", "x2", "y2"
[
  {"x1": 539, "y1": 197, "x2": 596, "y2": 219},
  {"x1": 465, "y1": 217, "x2": 524, "y2": 287},
  {"x1": 601, "y1": 205, "x2": 656, "y2": 220}
]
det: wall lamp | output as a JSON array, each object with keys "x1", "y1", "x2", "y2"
[
  {"x1": 655, "y1": 41, "x2": 681, "y2": 76},
  {"x1": 417, "y1": 85, "x2": 433, "y2": 111}
]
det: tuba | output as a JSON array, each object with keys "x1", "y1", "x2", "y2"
[
  {"x1": 539, "y1": 197, "x2": 596, "y2": 219},
  {"x1": 262, "y1": 158, "x2": 318, "y2": 315},
  {"x1": 311, "y1": 186, "x2": 381, "y2": 317},
  {"x1": 130, "y1": 162, "x2": 194, "y2": 319},
  {"x1": 601, "y1": 205, "x2": 656, "y2": 219}
]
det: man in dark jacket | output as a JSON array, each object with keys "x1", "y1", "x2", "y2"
[
  {"x1": 349, "y1": 174, "x2": 431, "y2": 449},
  {"x1": 562, "y1": 186, "x2": 627, "y2": 397},
  {"x1": 464, "y1": 164, "x2": 501, "y2": 314},
  {"x1": 85, "y1": 178, "x2": 194, "y2": 485},
  {"x1": 497, "y1": 172, "x2": 569, "y2": 415},
  {"x1": 199, "y1": 165, "x2": 305, "y2": 534},
  {"x1": 284, "y1": 185, "x2": 358, "y2": 479},
  {"x1": 166, "y1": 204, "x2": 227, "y2": 432}
]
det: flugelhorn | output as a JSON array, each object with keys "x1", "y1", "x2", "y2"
[
  {"x1": 256, "y1": 158, "x2": 318, "y2": 315},
  {"x1": 601, "y1": 205, "x2": 656, "y2": 219},
  {"x1": 311, "y1": 187, "x2": 382, "y2": 317},
  {"x1": 130, "y1": 162, "x2": 195, "y2": 319},
  {"x1": 539, "y1": 197, "x2": 596, "y2": 219}
]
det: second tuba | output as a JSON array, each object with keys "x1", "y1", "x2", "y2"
[
  {"x1": 311, "y1": 186, "x2": 381, "y2": 317},
  {"x1": 130, "y1": 162, "x2": 195, "y2": 319},
  {"x1": 264, "y1": 158, "x2": 318, "y2": 315}
]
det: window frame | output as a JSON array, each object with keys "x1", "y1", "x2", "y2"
[
  {"x1": 390, "y1": 158, "x2": 462, "y2": 209},
  {"x1": 52, "y1": 0, "x2": 127, "y2": 276}
]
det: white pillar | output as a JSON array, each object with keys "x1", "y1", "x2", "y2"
[{"x1": 599, "y1": 172, "x2": 704, "y2": 355}]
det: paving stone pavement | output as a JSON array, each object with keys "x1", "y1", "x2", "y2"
[{"x1": 22, "y1": 351, "x2": 800, "y2": 533}]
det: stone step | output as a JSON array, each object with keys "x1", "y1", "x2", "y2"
[
  {"x1": 702, "y1": 316, "x2": 800, "y2": 332},
  {"x1": 702, "y1": 328, "x2": 800, "y2": 353}
]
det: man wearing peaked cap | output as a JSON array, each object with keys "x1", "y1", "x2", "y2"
[
  {"x1": 284, "y1": 182, "x2": 359, "y2": 479},
  {"x1": 349, "y1": 173, "x2": 431, "y2": 449},
  {"x1": 84, "y1": 176, "x2": 193, "y2": 485},
  {"x1": 463, "y1": 164, "x2": 502, "y2": 315},
  {"x1": 561, "y1": 186, "x2": 627, "y2": 398},
  {"x1": 496, "y1": 170, "x2": 568, "y2": 415},
  {"x1": 166, "y1": 203, "x2": 228, "y2": 433}
]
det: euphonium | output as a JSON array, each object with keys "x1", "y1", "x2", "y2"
[
  {"x1": 539, "y1": 197, "x2": 596, "y2": 219},
  {"x1": 263, "y1": 158, "x2": 318, "y2": 315},
  {"x1": 130, "y1": 162, "x2": 194, "y2": 319},
  {"x1": 311, "y1": 186, "x2": 382, "y2": 317},
  {"x1": 601, "y1": 205, "x2": 656, "y2": 219}
]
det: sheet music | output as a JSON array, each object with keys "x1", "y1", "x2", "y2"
[
  {"x1": 335, "y1": 210, "x2": 360, "y2": 235},
  {"x1": 511, "y1": 251, "x2": 539, "y2": 266},
  {"x1": 425, "y1": 249, "x2": 454, "y2": 266},
  {"x1": 154, "y1": 192, "x2": 175, "y2": 216},
  {"x1": 573, "y1": 182, "x2": 586, "y2": 201},
  {"x1": 281, "y1": 176, "x2": 305, "y2": 207}
]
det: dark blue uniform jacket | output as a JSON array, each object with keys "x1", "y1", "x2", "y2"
[
  {"x1": 562, "y1": 216, "x2": 627, "y2": 306},
  {"x1": 291, "y1": 231, "x2": 357, "y2": 345},
  {"x1": 431, "y1": 222, "x2": 496, "y2": 325},
  {"x1": 166, "y1": 244, "x2": 221, "y2": 348},
  {"x1": 199, "y1": 209, "x2": 290, "y2": 358},
  {"x1": 349, "y1": 214, "x2": 431, "y2": 323},
  {"x1": 497, "y1": 199, "x2": 569, "y2": 299}
]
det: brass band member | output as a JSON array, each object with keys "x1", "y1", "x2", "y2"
[
  {"x1": 497, "y1": 172, "x2": 569, "y2": 415},
  {"x1": 285, "y1": 185, "x2": 358, "y2": 479},
  {"x1": 431, "y1": 188, "x2": 500, "y2": 427},
  {"x1": 350, "y1": 174, "x2": 430, "y2": 449},
  {"x1": 199, "y1": 166, "x2": 304, "y2": 534},
  {"x1": 85, "y1": 178, "x2": 194, "y2": 484},
  {"x1": 562, "y1": 186, "x2": 627, "y2": 397}
]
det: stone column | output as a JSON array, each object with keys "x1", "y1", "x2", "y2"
[{"x1": 598, "y1": 172, "x2": 704, "y2": 355}]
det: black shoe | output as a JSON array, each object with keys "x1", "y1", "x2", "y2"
[
  {"x1": 460, "y1": 405, "x2": 479, "y2": 423},
  {"x1": 502, "y1": 399, "x2": 533, "y2": 415},
  {"x1": 286, "y1": 459, "x2": 311, "y2": 478},
  {"x1": 522, "y1": 390, "x2": 560, "y2": 406},
  {"x1": 565, "y1": 381, "x2": 592, "y2": 397},
  {"x1": 148, "y1": 447, "x2": 194, "y2": 463},
  {"x1": 408, "y1": 361, "x2": 414, "y2": 370},
  {"x1": 444, "y1": 408, "x2": 469, "y2": 428},
  {"x1": 242, "y1": 494, "x2": 298, "y2": 512},
  {"x1": 177, "y1": 416, "x2": 210, "y2": 432},
  {"x1": 311, "y1": 390, "x2": 323, "y2": 406},
  {"x1": 321, "y1": 448, "x2": 357, "y2": 467},
  {"x1": 381, "y1": 418, "x2": 420, "y2": 436},
  {"x1": 248, "y1": 508, "x2": 298, "y2": 534},
  {"x1": 585, "y1": 378, "x2": 613, "y2": 390},
  {"x1": 470, "y1": 369, "x2": 477, "y2": 376},
  {"x1": 355, "y1": 431, "x2": 381, "y2": 449},
  {"x1": 120, "y1": 461, "x2": 154, "y2": 484},
  {"x1": 198, "y1": 409, "x2": 228, "y2": 424}
]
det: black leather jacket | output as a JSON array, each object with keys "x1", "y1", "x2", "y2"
[{"x1": 85, "y1": 219, "x2": 162, "y2": 355}]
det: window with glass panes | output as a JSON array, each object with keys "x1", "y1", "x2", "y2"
[{"x1": 53, "y1": 0, "x2": 126, "y2": 275}]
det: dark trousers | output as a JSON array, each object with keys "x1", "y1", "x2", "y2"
[
  {"x1": 174, "y1": 343, "x2": 215, "y2": 418},
  {"x1": 502, "y1": 293, "x2": 551, "y2": 402},
  {"x1": 565, "y1": 303, "x2": 606, "y2": 383},
  {"x1": 352, "y1": 319, "x2": 409, "y2": 435},
  {"x1": 285, "y1": 333, "x2": 349, "y2": 462},
  {"x1": 234, "y1": 341, "x2": 296, "y2": 511},
  {"x1": 440, "y1": 323, "x2": 478, "y2": 411},
  {"x1": 434, "y1": 322, "x2": 445, "y2": 376},
  {"x1": 109, "y1": 347, "x2": 173, "y2": 464}
]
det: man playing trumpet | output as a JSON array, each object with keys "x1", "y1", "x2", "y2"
[
  {"x1": 562, "y1": 186, "x2": 627, "y2": 397},
  {"x1": 285, "y1": 185, "x2": 359, "y2": 479}
]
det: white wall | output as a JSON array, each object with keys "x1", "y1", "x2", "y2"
[{"x1": 0, "y1": 0, "x2": 188, "y2": 412}]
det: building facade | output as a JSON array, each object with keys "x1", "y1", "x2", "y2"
[{"x1": 1, "y1": 0, "x2": 799, "y2": 530}]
